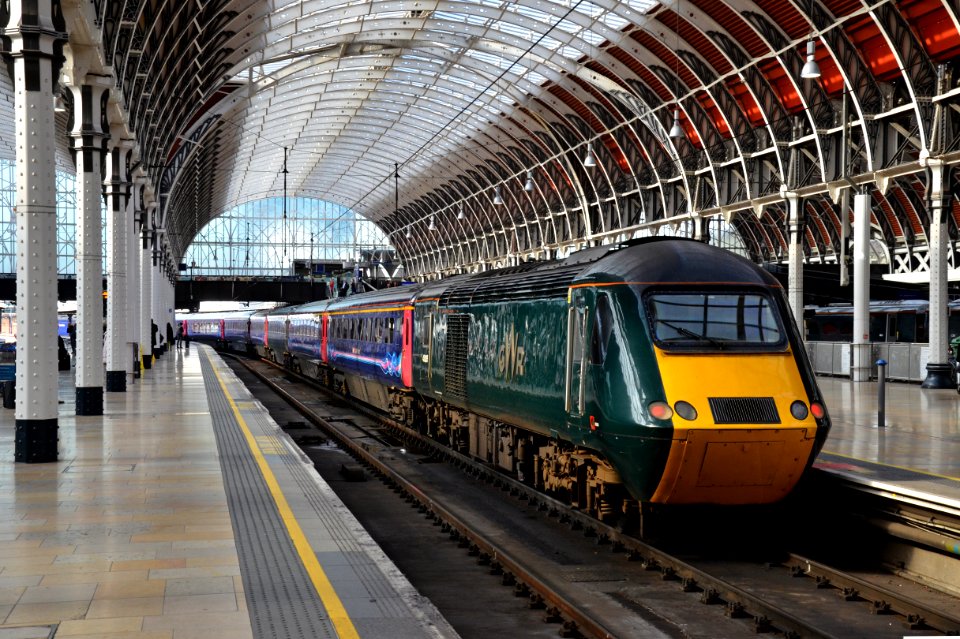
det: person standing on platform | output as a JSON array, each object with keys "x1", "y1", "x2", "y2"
[
  {"x1": 66, "y1": 316, "x2": 76, "y2": 356},
  {"x1": 175, "y1": 324, "x2": 184, "y2": 349},
  {"x1": 166, "y1": 323, "x2": 174, "y2": 351}
]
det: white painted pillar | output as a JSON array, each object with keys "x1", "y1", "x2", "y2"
[
  {"x1": 851, "y1": 192, "x2": 872, "y2": 382},
  {"x1": 163, "y1": 273, "x2": 174, "y2": 348},
  {"x1": 140, "y1": 201, "x2": 155, "y2": 369},
  {"x1": 151, "y1": 236, "x2": 164, "y2": 356},
  {"x1": 923, "y1": 161, "x2": 953, "y2": 388},
  {"x1": 69, "y1": 79, "x2": 109, "y2": 415},
  {"x1": 126, "y1": 176, "x2": 141, "y2": 381},
  {"x1": 785, "y1": 193, "x2": 805, "y2": 330},
  {"x1": 104, "y1": 137, "x2": 131, "y2": 391},
  {"x1": 8, "y1": 0, "x2": 60, "y2": 461}
]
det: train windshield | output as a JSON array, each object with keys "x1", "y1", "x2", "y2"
[{"x1": 645, "y1": 290, "x2": 787, "y2": 352}]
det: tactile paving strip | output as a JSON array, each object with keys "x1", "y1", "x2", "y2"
[{"x1": 200, "y1": 353, "x2": 337, "y2": 639}]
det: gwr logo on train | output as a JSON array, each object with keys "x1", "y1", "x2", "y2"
[{"x1": 497, "y1": 324, "x2": 525, "y2": 380}]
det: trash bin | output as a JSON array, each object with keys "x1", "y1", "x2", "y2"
[
  {"x1": 952, "y1": 337, "x2": 960, "y2": 388},
  {"x1": 2, "y1": 380, "x2": 14, "y2": 409},
  {"x1": 0, "y1": 361, "x2": 14, "y2": 409}
]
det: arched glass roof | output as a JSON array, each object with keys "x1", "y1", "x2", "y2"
[{"x1": 66, "y1": 0, "x2": 960, "y2": 277}]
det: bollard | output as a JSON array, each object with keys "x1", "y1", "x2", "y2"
[{"x1": 876, "y1": 358, "x2": 887, "y2": 428}]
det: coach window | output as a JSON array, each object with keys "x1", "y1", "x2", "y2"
[{"x1": 389, "y1": 317, "x2": 395, "y2": 344}]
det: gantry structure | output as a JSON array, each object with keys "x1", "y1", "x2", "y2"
[{"x1": 0, "y1": 0, "x2": 958, "y2": 462}]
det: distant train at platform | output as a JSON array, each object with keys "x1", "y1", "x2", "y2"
[
  {"x1": 181, "y1": 238, "x2": 831, "y2": 522},
  {"x1": 805, "y1": 299, "x2": 960, "y2": 346}
]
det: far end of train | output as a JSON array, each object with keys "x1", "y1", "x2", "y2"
[{"x1": 182, "y1": 238, "x2": 831, "y2": 523}]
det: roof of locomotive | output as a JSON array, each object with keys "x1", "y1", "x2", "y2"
[
  {"x1": 419, "y1": 237, "x2": 776, "y2": 307},
  {"x1": 577, "y1": 237, "x2": 781, "y2": 288}
]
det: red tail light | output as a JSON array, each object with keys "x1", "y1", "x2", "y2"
[
  {"x1": 810, "y1": 402, "x2": 826, "y2": 419},
  {"x1": 648, "y1": 402, "x2": 673, "y2": 421}
]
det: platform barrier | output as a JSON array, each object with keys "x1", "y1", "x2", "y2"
[{"x1": 806, "y1": 341, "x2": 932, "y2": 382}]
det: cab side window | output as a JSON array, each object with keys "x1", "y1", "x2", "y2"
[{"x1": 590, "y1": 293, "x2": 613, "y2": 365}]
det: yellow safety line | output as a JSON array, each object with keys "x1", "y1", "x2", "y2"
[
  {"x1": 205, "y1": 352, "x2": 360, "y2": 639},
  {"x1": 820, "y1": 449, "x2": 960, "y2": 482}
]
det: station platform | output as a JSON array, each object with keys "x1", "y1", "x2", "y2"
[
  {"x1": 814, "y1": 375, "x2": 960, "y2": 513},
  {"x1": 0, "y1": 345, "x2": 455, "y2": 639}
]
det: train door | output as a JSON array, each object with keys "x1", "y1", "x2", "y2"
[
  {"x1": 320, "y1": 315, "x2": 328, "y2": 362},
  {"x1": 401, "y1": 309, "x2": 413, "y2": 388},
  {"x1": 565, "y1": 291, "x2": 588, "y2": 426},
  {"x1": 426, "y1": 311, "x2": 435, "y2": 392}
]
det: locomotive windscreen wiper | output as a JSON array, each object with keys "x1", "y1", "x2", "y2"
[{"x1": 657, "y1": 319, "x2": 725, "y2": 349}]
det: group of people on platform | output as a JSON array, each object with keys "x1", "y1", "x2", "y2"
[
  {"x1": 56, "y1": 316, "x2": 190, "y2": 370},
  {"x1": 153, "y1": 321, "x2": 190, "y2": 351}
]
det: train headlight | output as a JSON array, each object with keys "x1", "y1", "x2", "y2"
[
  {"x1": 648, "y1": 401, "x2": 673, "y2": 421},
  {"x1": 790, "y1": 400, "x2": 809, "y2": 420},
  {"x1": 810, "y1": 402, "x2": 826, "y2": 420},
  {"x1": 674, "y1": 401, "x2": 697, "y2": 421}
]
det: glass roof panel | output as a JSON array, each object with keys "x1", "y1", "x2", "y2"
[{"x1": 171, "y1": 0, "x2": 665, "y2": 248}]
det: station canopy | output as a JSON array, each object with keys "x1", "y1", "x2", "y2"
[{"x1": 82, "y1": 0, "x2": 960, "y2": 275}]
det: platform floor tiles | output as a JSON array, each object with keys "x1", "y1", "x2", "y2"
[
  {"x1": 815, "y1": 375, "x2": 960, "y2": 506},
  {"x1": 817, "y1": 376, "x2": 960, "y2": 475},
  {"x1": 0, "y1": 350, "x2": 250, "y2": 639}
]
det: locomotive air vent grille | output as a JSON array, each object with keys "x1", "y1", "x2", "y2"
[
  {"x1": 444, "y1": 314, "x2": 470, "y2": 403},
  {"x1": 708, "y1": 397, "x2": 780, "y2": 424}
]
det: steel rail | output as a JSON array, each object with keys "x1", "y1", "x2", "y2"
[
  {"x1": 232, "y1": 354, "x2": 844, "y2": 638},
  {"x1": 786, "y1": 553, "x2": 960, "y2": 634},
  {"x1": 231, "y1": 355, "x2": 619, "y2": 639}
]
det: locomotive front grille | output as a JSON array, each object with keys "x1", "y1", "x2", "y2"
[{"x1": 708, "y1": 397, "x2": 780, "y2": 424}]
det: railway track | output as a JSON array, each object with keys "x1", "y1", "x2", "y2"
[{"x1": 228, "y1": 353, "x2": 960, "y2": 639}]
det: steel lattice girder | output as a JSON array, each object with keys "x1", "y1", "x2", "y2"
[{"x1": 38, "y1": 0, "x2": 956, "y2": 274}]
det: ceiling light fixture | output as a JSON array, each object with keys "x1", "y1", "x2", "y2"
[
  {"x1": 457, "y1": 205, "x2": 465, "y2": 220},
  {"x1": 494, "y1": 185, "x2": 504, "y2": 205},
  {"x1": 428, "y1": 215, "x2": 436, "y2": 231},
  {"x1": 801, "y1": 37, "x2": 821, "y2": 79},
  {"x1": 583, "y1": 142, "x2": 596, "y2": 168},
  {"x1": 669, "y1": 108, "x2": 685, "y2": 140},
  {"x1": 524, "y1": 170, "x2": 535, "y2": 192}
]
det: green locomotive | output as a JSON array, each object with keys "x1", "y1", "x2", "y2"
[{"x1": 407, "y1": 238, "x2": 830, "y2": 521}]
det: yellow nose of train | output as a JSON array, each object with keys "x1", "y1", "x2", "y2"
[{"x1": 649, "y1": 346, "x2": 821, "y2": 504}]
